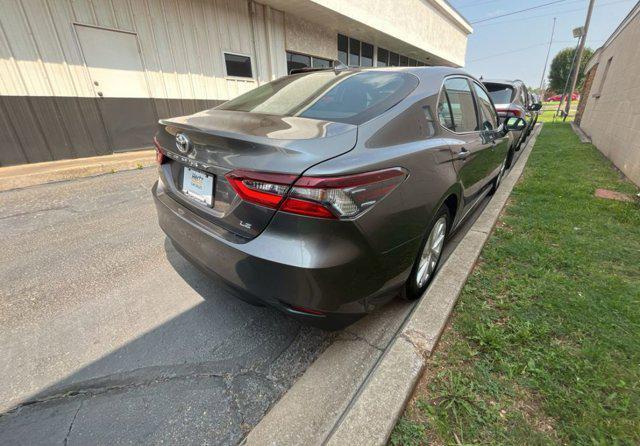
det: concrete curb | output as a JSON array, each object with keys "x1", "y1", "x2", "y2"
[
  {"x1": 570, "y1": 122, "x2": 591, "y2": 143},
  {"x1": 245, "y1": 124, "x2": 543, "y2": 446},
  {"x1": 0, "y1": 150, "x2": 155, "y2": 192},
  {"x1": 325, "y1": 124, "x2": 543, "y2": 445}
]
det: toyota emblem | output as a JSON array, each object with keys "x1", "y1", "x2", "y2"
[{"x1": 175, "y1": 133, "x2": 191, "y2": 154}]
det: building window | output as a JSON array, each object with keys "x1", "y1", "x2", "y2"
[
  {"x1": 349, "y1": 38, "x2": 360, "y2": 66},
  {"x1": 361, "y1": 42, "x2": 374, "y2": 67},
  {"x1": 224, "y1": 53, "x2": 252, "y2": 78},
  {"x1": 377, "y1": 48, "x2": 389, "y2": 67},
  {"x1": 389, "y1": 52, "x2": 399, "y2": 66},
  {"x1": 338, "y1": 34, "x2": 348, "y2": 65},
  {"x1": 287, "y1": 51, "x2": 332, "y2": 73},
  {"x1": 287, "y1": 52, "x2": 311, "y2": 73},
  {"x1": 313, "y1": 57, "x2": 331, "y2": 68},
  {"x1": 337, "y1": 35, "x2": 427, "y2": 68}
]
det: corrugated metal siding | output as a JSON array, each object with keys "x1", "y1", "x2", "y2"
[
  {"x1": 0, "y1": 0, "x2": 287, "y2": 98},
  {"x1": 0, "y1": 0, "x2": 287, "y2": 165}
]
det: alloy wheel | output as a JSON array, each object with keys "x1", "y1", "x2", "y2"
[{"x1": 416, "y1": 216, "x2": 447, "y2": 288}]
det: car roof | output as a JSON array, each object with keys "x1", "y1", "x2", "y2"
[{"x1": 327, "y1": 65, "x2": 481, "y2": 88}]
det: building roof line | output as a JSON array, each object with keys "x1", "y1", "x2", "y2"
[
  {"x1": 428, "y1": 0, "x2": 474, "y2": 34},
  {"x1": 585, "y1": 1, "x2": 640, "y2": 71}
]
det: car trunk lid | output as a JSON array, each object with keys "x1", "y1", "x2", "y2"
[{"x1": 155, "y1": 109, "x2": 358, "y2": 239}]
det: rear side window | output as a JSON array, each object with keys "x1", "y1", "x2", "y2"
[
  {"x1": 472, "y1": 82, "x2": 498, "y2": 130},
  {"x1": 484, "y1": 83, "x2": 514, "y2": 105},
  {"x1": 440, "y1": 78, "x2": 478, "y2": 133},
  {"x1": 217, "y1": 71, "x2": 418, "y2": 125}
]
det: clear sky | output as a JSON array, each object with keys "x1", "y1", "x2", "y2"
[{"x1": 449, "y1": 0, "x2": 638, "y2": 88}]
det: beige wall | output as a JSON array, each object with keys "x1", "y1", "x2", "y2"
[
  {"x1": 261, "y1": 0, "x2": 471, "y2": 67},
  {"x1": 580, "y1": 6, "x2": 640, "y2": 186},
  {"x1": 284, "y1": 14, "x2": 335, "y2": 60},
  {"x1": 311, "y1": 0, "x2": 469, "y2": 66},
  {"x1": 0, "y1": 0, "x2": 288, "y2": 100}
]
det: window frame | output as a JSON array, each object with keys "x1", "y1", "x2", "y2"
[
  {"x1": 286, "y1": 50, "x2": 332, "y2": 73},
  {"x1": 471, "y1": 80, "x2": 501, "y2": 131},
  {"x1": 222, "y1": 51, "x2": 254, "y2": 79},
  {"x1": 593, "y1": 57, "x2": 613, "y2": 99},
  {"x1": 436, "y1": 75, "x2": 483, "y2": 135}
]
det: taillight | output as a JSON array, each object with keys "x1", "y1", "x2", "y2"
[
  {"x1": 225, "y1": 168, "x2": 407, "y2": 220},
  {"x1": 496, "y1": 108, "x2": 523, "y2": 118},
  {"x1": 153, "y1": 137, "x2": 165, "y2": 164}
]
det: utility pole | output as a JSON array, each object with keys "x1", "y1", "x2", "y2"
[
  {"x1": 539, "y1": 17, "x2": 557, "y2": 98},
  {"x1": 564, "y1": 0, "x2": 596, "y2": 120},
  {"x1": 555, "y1": 39, "x2": 580, "y2": 118}
]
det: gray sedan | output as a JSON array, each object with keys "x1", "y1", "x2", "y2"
[{"x1": 152, "y1": 66, "x2": 524, "y2": 329}]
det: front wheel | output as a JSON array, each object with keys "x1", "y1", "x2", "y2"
[{"x1": 403, "y1": 206, "x2": 450, "y2": 300}]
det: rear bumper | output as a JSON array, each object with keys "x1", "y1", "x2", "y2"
[{"x1": 152, "y1": 180, "x2": 416, "y2": 328}]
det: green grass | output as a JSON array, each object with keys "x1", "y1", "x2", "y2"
[{"x1": 391, "y1": 122, "x2": 640, "y2": 445}]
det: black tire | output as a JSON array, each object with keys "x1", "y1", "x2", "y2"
[
  {"x1": 489, "y1": 157, "x2": 507, "y2": 196},
  {"x1": 403, "y1": 205, "x2": 451, "y2": 300},
  {"x1": 505, "y1": 146, "x2": 515, "y2": 169}
]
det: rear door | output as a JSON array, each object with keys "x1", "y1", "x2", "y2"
[{"x1": 439, "y1": 77, "x2": 495, "y2": 212}]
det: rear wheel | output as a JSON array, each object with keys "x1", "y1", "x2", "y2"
[{"x1": 403, "y1": 206, "x2": 450, "y2": 300}]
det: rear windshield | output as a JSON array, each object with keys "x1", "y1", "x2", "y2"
[
  {"x1": 484, "y1": 83, "x2": 514, "y2": 105},
  {"x1": 216, "y1": 70, "x2": 419, "y2": 125}
]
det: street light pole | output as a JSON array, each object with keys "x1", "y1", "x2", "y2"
[
  {"x1": 539, "y1": 17, "x2": 557, "y2": 98},
  {"x1": 564, "y1": 0, "x2": 596, "y2": 120}
]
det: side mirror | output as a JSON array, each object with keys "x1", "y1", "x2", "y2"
[
  {"x1": 529, "y1": 103, "x2": 542, "y2": 111},
  {"x1": 504, "y1": 117, "x2": 527, "y2": 132}
]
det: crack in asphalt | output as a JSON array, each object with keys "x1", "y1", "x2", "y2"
[
  {"x1": 0, "y1": 367, "x2": 229, "y2": 417},
  {"x1": 63, "y1": 401, "x2": 82, "y2": 446},
  {"x1": 0, "y1": 205, "x2": 73, "y2": 220}
]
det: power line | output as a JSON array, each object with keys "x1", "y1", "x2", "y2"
[
  {"x1": 469, "y1": 43, "x2": 549, "y2": 62},
  {"x1": 468, "y1": 37, "x2": 604, "y2": 63},
  {"x1": 539, "y1": 17, "x2": 557, "y2": 92},
  {"x1": 470, "y1": 0, "x2": 568, "y2": 24},
  {"x1": 473, "y1": 0, "x2": 635, "y2": 28}
]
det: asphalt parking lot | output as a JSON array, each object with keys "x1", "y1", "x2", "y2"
[{"x1": 0, "y1": 163, "x2": 495, "y2": 444}]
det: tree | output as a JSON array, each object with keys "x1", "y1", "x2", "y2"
[{"x1": 547, "y1": 46, "x2": 594, "y2": 94}]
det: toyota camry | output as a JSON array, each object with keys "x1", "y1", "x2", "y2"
[{"x1": 152, "y1": 66, "x2": 525, "y2": 329}]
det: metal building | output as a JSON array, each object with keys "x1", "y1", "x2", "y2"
[{"x1": 0, "y1": 0, "x2": 472, "y2": 166}]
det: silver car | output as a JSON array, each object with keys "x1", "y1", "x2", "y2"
[
  {"x1": 153, "y1": 67, "x2": 524, "y2": 329},
  {"x1": 482, "y1": 79, "x2": 540, "y2": 167}
]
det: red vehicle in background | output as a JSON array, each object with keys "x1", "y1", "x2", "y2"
[{"x1": 547, "y1": 93, "x2": 580, "y2": 102}]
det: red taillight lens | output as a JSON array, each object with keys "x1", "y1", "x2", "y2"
[
  {"x1": 153, "y1": 137, "x2": 165, "y2": 164},
  {"x1": 226, "y1": 170, "x2": 298, "y2": 209},
  {"x1": 225, "y1": 167, "x2": 407, "y2": 220}
]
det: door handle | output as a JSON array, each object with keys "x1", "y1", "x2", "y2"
[{"x1": 457, "y1": 148, "x2": 469, "y2": 159}]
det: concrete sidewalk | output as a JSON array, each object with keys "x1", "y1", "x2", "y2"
[{"x1": 0, "y1": 150, "x2": 155, "y2": 192}]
